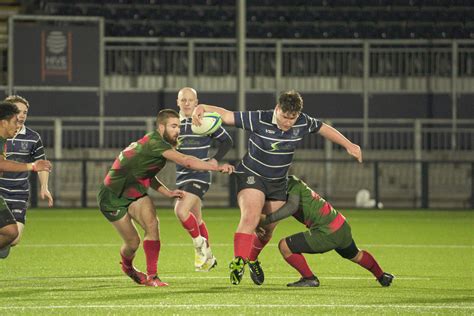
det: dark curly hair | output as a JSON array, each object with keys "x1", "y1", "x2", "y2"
[{"x1": 278, "y1": 90, "x2": 303, "y2": 113}]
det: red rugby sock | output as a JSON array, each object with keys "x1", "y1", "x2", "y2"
[
  {"x1": 248, "y1": 234, "x2": 269, "y2": 261},
  {"x1": 199, "y1": 221, "x2": 209, "y2": 245},
  {"x1": 120, "y1": 252, "x2": 134, "y2": 269},
  {"x1": 284, "y1": 254, "x2": 314, "y2": 279},
  {"x1": 181, "y1": 213, "x2": 200, "y2": 238},
  {"x1": 143, "y1": 240, "x2": 161, "y2": 276},
  {"x1": 357, "y1": 250, "x2": 383, "y2": 278},
  {"x1": 234, "y1": 232, "x2": 254, "y2": 259}
]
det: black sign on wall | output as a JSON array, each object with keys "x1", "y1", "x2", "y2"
[{"x1": 13, "y1": 24, "x2": 100, "y2": 86}]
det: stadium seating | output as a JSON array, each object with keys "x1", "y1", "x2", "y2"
[{"x1": 30, "y1": 0, "x2": 474, "y2": 38}]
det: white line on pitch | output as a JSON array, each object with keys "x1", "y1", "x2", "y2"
[
  {"x1": 18, "y1": 243, "x2": 473, "y2": 249},
  {"x1": 0, "y1": 304, "x2": 471, "y2": 310}
]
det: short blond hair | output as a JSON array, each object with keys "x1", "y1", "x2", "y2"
[{"x1": 4, "y1": 95, "x2": 29, "y2": 108}]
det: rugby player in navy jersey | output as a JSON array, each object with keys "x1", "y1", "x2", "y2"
[
  {"x1": 0, "y1": 101, "x2": 52, "y2": 259},
  {"x1": 175, "y1": 87, "x2": 233, "y2": 271},
  {"x1": 0, "y1": 96, "x2": 53, "y2": 259},
  {"x1": 192, "y1": 90, "x2": 362, "y2": 285}
]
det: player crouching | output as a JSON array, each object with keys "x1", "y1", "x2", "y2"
[{"x1": 259, "y1": 175, "x2": 394, "y2": 287}]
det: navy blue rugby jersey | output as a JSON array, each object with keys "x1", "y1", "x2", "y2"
[
  {"x1": 234, "y1": 110, "x2": 322, "y2": 180},
  {"x1": 0, "y1": 125, "x2": 46, "y2": 201},
  {"x1": 176, "y1": 116, "x2": 232, "y2": 186}
]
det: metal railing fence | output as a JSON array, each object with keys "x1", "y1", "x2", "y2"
[
  {"x1": 27, "y1": 117, "x2": 474, "y2": 159},
  {"x1": 29, "y1": 158, "x2": 474, "y2": 209}
]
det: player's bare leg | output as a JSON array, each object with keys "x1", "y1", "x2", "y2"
[
  {"x1": 128, "y1": 196, "x2": 167, "y2": 287},
  {"x1": 0, "y1": 224, "x2": 18, "y2": 259},
  {"x1": 10, "y1": 222, "x2": 24, "y2": 246},
  {"x1": 111, "y1": 212, "x2": 146, "y2": 285}
]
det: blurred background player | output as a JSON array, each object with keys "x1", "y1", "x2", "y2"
[
  {"x1": 97, "y1": 109, "x2": 234, "y2": 287},
  {"x1": 259, "y1": 175, "x2": 394, "y2": 287},
  {"x1": 175, "y1": 87, "x2": 233, "y2": 271},
  {"x1": 0, "y1": 95, "x2": 53, "y2": 259},
  {"x1": 0, "y1": 102, "x2": 52, "y2": 258},
  {"x1": 192, "y1": 90, "x2": 362, "y2": 285}
]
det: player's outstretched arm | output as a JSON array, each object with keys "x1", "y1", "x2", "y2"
[
  {"x1": 163, "y1": 149, "x2": 235, "y2": 174},
  {"x1": 192, "y1": 104, "x2": 235, "y2": 126},
  {"x1": 260, "y1": 194, "x2": 300, "y2": 226},
  {"x1": 318, "y1": 123, "x2": 363, "y2": 163},
  {"x1": 0, "y1": 158, "x2": 52, "y2": 172}
]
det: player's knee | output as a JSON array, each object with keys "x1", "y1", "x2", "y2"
[
  {"x1": 174, "y1": 206, "x2": 188, "y2": 221},
  {"x1": 350, "y1": 250, "x2": 364, "y2": 262},
  {"x1": 336, "y1": 241, "x2": 360, "y2": 261},
  {"x1": 240, "y1": 213, "x2": 260, "y2": 227},
  {"x1": 278, "y1": 238, "x2": 291, "y2": 256},
  {"x1": 2, "y1": 225, "x2": 19, "y2": 244},
  {"x1": 10, "y1": 234, "x2": 21, "y2": 246}
]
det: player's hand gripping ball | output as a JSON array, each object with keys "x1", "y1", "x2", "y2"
[{"x1": 191, "y1": 112, "x2": 222, "y2": 135}]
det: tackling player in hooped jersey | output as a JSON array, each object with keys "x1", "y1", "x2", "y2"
[
  {"x1": 97, "y1": 109, "x2": 234, "y2": 287},
  {"x1": 259, "y1": 175, "x2": 394, "y2": 287}
]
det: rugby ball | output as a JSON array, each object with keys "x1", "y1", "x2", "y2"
[{"x1": 191, "y1": 112, "x2": 222, "y2": 135}]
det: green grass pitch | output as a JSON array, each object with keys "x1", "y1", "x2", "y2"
[{"x1": 0, "y1": 208, "x2": 472, "y2": 315}]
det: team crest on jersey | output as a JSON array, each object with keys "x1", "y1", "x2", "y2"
[
  {"x1": 20, "y1": 141, "x2": 29, "y2": 151},
  {"x1": 265, "y1": 129, "x2": 276, "y2": 134},
  {"x1": 292, "y1": 128, "x2": 299, "y2": 137},
  {"x1": 246, "y1": 176, "x2": 255, "y2": 185}
]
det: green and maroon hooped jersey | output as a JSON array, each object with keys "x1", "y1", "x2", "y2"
[
  {"x1": 288, "y1": 175, "x2": 346, "y2": 234},
  {"x1": 103, "y1": 131, "x2": 173, "y2": 199},
  {"x1": 0, "y1": 137, "x2": 6, "y2": 157}
]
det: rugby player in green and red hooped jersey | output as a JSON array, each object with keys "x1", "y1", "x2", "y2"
[
  {"x1": 0, "y1": 102, "x2": 52, "y2": 259},
  {"x1": 97, "y1": 109, "x2": 234, "y2": 287},
  {"x1": 259, "y1": 175, "x2": 394, "y2": 287}
]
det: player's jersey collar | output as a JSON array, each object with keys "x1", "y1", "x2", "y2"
[
  {"x1": 17, "y1": 125, "x2": 26, "y2": 135},
  {"x1": 179, "y1": 111, "x2": 191, "y2": 122}
]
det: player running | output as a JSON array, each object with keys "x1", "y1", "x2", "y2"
[
  {"x1": 0, "y1": 102, "x2": 52, "y2": 258},
  {"x1": 175, "y1": 87, "x2": 233, "y2": 272},
  {"x1": 259, "y1": 175, "x2": 394, "y2": 287},
  {"x1": 192, "y1": 90, "x2": 362, "y2": 285},
  {"x1": 97, "y1": 109, "x2": 234, "y2": 287}
]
